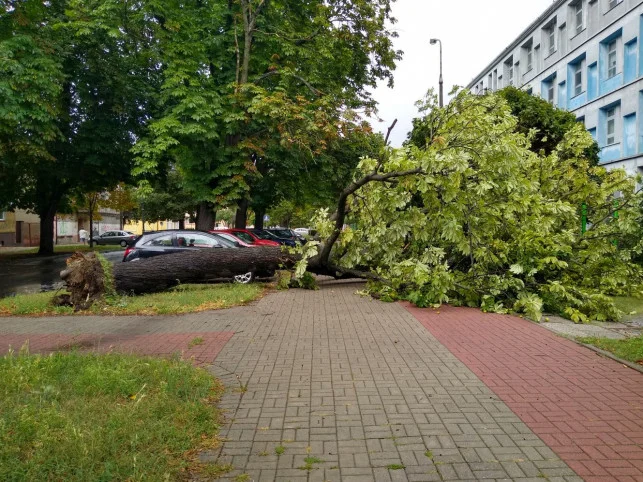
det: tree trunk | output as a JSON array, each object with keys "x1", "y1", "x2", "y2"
[
  {"x1": 178, "y1": 217, "x2": 185, "y2": 229},
  {"x1": 254, "y1": 206, "x2": 266, "y2": 230},
  {"x1": 89, "y1": 208, "x2": 94, "y2": 247},
  {"x1": 235, "y1": 198, "x2": 248, "y2": 228},
  {"x1": 196, "y1": 201, "x2": 215, "y2": 231},
  {"x1": 112, "y1": 246, "x2": 296, "y2": 294},
  {"x1": 38, "y1": 203, "x2": 58, "y2": 255}
]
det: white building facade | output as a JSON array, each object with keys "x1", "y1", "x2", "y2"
[{"x1": 468, "y1": 0, "x2": 643, "y2": 175}]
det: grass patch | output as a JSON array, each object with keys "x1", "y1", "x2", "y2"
[
  {"x1": 0, "y1": 349, "x2": 224, "y2": 481},
  {"x1": 189, "y1": 336, "x2": 205, "y2": 348},
  {"x1": 386, "y1": 464, "x2": 405, "y2": 470},
  {"x1": 299, "y1": 455, "x2": 324, "y2": 471},
  {"x1": 275, "y1": 445, "x2": 285, "y2": 456},
  {"x1": 578, "y1": 335, "x2": 643, "y2": 365},
  {"x1": 0, "y1": 283, "x2": 266, "y2": 317},
  {"x1": 612, "y1": 296, "x2": 643, "y2": 319}
]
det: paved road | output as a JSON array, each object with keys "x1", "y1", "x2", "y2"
[
  {"x1": 0, "y1": 281, "x2": 641, "y2": 481},
  {"x1": 0, "y1": 250, "x2": 123, "y2": 298}
]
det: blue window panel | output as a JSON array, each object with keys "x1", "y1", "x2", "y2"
[
  {"x1": 569, "y1": 91, "x2": 587, "y2": 110},
  {"x1": 587, "y1": 63, "x2": 598, "y2": 100},
  {"x1": 639, "y1": 92, "x2": 643, "y2": 153},
  {"x1": 625, "y1": 39, "x2": 637, "y2": 83},
  {"x1": 640, "y1": 16, "x2": 643, "y2": 76},
  {"x1": 623, "y1": 113, "x2": 636, "y2": 156},
  {"x1": 600, "y1": 73, "x2": 623, "y2": 96},
  {"x1": 600, "y1": 143, "x2": 622, "y2": 163},
  {"x1": 558, "y1": 81, "x2": 567, "y2": 109},
  {"x1": 588, "y1": 127, "x2": 597, "y2": 141}
]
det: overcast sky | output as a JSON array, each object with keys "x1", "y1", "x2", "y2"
[{"x1": 372, "y1": 0, "x2": 556, "y2": 146}]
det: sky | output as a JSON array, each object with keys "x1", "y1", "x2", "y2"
[{"x1": 371, "y1": 0, "x2": 556, "y2": 146}]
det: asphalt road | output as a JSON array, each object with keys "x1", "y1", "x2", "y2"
[{"x1": 0, "y1": 250, "x2": 123, "y2": 298}]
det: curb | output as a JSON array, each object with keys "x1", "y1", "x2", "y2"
[{"x1": 575, "y1": 340, "x2": 643, "y2": 374}]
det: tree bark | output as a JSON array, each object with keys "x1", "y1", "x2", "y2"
[
  {"x1": 38, "y1": 203, "x2": 58, "y2": 255},
  {"x1": 196, "y1": 201, "x2": 215, "y2": 231},
  {"x1": 112, "y1": 246, "x2": 296, "y2": 294},
  {"x1": 254, "y1": 206, "x2": 266, "y2": 230},
  {"x1": 235, "y1": 198, "x2": 248, "y2": 228}
]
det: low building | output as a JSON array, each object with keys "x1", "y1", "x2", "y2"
[
  {"x1": 468, "y1": 0, "x2": 643, "y2": 175},
  {"x1": 0, "y1": 209, "x2": 40, "y2": 247}
]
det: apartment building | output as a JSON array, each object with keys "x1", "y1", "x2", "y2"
[{"x1": 468, "y1": 0, "x2": 643, "y2": 175}]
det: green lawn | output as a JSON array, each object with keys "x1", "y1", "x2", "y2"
[
  {"x1": 611, "y1": 296, "x2": 643, "y2": 319},
  {"x1": 0, "y1": 351, "x2": 227, "y2": 481},
  {"x1": 0, "y1": 283, "x2": 266, "y2": 316},
  {"x1": 578, "y1": 335, "x2": 643, "y2": 365}
]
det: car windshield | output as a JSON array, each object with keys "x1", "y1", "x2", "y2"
[
  {"x1": 272, "y1": 229, "x2": 291, "y2": 237},
  {"x1": 234, "y1": 231, "x2": 254, "y2": 243},
  {"x1": 252, "y1": 230, "x2": 274, "y2": 240},
  {"x1": 210, "y1": 233, "x2": 237, "y2": 247}
]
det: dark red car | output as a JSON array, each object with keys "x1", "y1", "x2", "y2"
[{"x1": 212, "y1": 229, "x2": 280, "y2": 247}]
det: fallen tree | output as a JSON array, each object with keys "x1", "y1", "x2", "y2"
[
  {"x1": 112, "y1": 247, "x2": 296, "y2": 294},
  {"x1": 299, "y1": 90, "x2": 643, "y2": 322}
]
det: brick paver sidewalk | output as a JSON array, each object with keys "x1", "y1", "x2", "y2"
[
  {"x1": 404, "y1": 304, "x2": 643, "y2": 482},
  {"x1": 3, "y1": 282, "x2": 640, "y2": 481},
  {"x1": 203, "y1": 282, "x2": 580, "y2": 481}
]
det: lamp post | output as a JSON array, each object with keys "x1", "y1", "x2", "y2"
[{"x1": 429, "y1": 38, "x2": 443, "y2": 107}]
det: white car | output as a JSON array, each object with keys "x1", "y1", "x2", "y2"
[{"x1": 293, "y1": 227, "x2": 309, "y2": 235}]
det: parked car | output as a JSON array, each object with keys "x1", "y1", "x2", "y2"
[
  {"x1": 214, "y1": 228, "x2": 280, "y2": 247},
  {"x1": 90, "y1": 230, "x2": 136, "y2": 247},
  {"x1": 250, "y1": 229, "x2": 297, "y2": 247},
  {"x1": 267, "y1": 228, "x2": 307, "y2": 245},
  {"x1": 214, "y1": 231, "x2": 255, "y2": 248},
  {"x1": 122, "y1": 230, "x2": 265, "y2": 283}
]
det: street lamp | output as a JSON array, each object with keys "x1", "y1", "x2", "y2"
[{"x1": 429, "y1": 38, "x2": 443, "y2": 107}]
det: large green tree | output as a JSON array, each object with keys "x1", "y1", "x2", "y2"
[
  {"x1": 0, "y1": 0, "x2": 157, "y2": 254},
  {"x1": 133, "y1": 0, "x2": 401, "y2": 230}
]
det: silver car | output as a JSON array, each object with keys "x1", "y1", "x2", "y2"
[{"x1": 90, "y1": 230, "x2": 137, "y2": 247}]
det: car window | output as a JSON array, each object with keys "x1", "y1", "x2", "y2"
[
  {"x1": 184, "y1": 234, "x2": 220, "y2": 248},
  {"x1": 144, "y1": 234, "x2": 174, "y2": 246},
  {"x1": 252, "y1": 231, "x2": 271, "y2": 240},
  {"x1": 234, "y1": 232, "x2": 254, "y2": 243}
]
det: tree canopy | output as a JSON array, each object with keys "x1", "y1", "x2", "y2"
[
  {"x1": 1, "y1": 0, "x2": 158, "y2": 253},
  {"x1": 132, "y1": 0, "x2": 401, "y2": 229},
  {"x1": 303, "y1": 91, "x2": 642, "y2": 322}
]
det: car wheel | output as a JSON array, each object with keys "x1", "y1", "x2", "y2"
[
  {"x1": 234, "y1": 271, "x2": 254, "y2": 284},
  {"x1": 120, "y1": 240, "x2": 127, "y2": 247}
]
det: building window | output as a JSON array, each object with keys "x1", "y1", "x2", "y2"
[
  {"x1": 607, "y1": 0, "x2": 622, "y2": 10},
  {"x1": 607, "y1": 39, "x2": 617, "y2": 78},
  {"x1": 548, "y1": 83, "x2": 555, "y2": 103},
  {"x1": 522, "y1": 40, "x2": 533, "y2": 72},
  {"x1": 573, "y1": 1, "x2": 584, "y2": 35},
  {"x1": 543, "y1": 19, "x2": 557, "y2": 56},
  {"x1": 606, "y1": 107, "x2": 617, "y2": 144},
  {"x1": 0, "y1": 212, "x2": 4, "y2": 222},
  {"x1": 574, "y1": 62, "x2": 583, "y2": 96},
  {"x1": 504, "y1": 57, "x2": 513, "y2": 86}
]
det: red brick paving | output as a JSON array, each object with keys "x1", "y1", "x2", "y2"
[
  {"x1": 0, "y1": 331, "x2": 234, "y2": 366},
  {"x1": 404, "y1": 303, "x2": 643, "y2": 481}
]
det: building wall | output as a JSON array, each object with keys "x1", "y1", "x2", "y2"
[
  {"x1": 123, "y1": 220, "x2": 183, "y2": 235},
  {"x1": 0, "y1": 210, "x2": 40, "y2": 247},
  {"x1": 468, "y1": 0, "x2": 643, "y2": 171}
]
